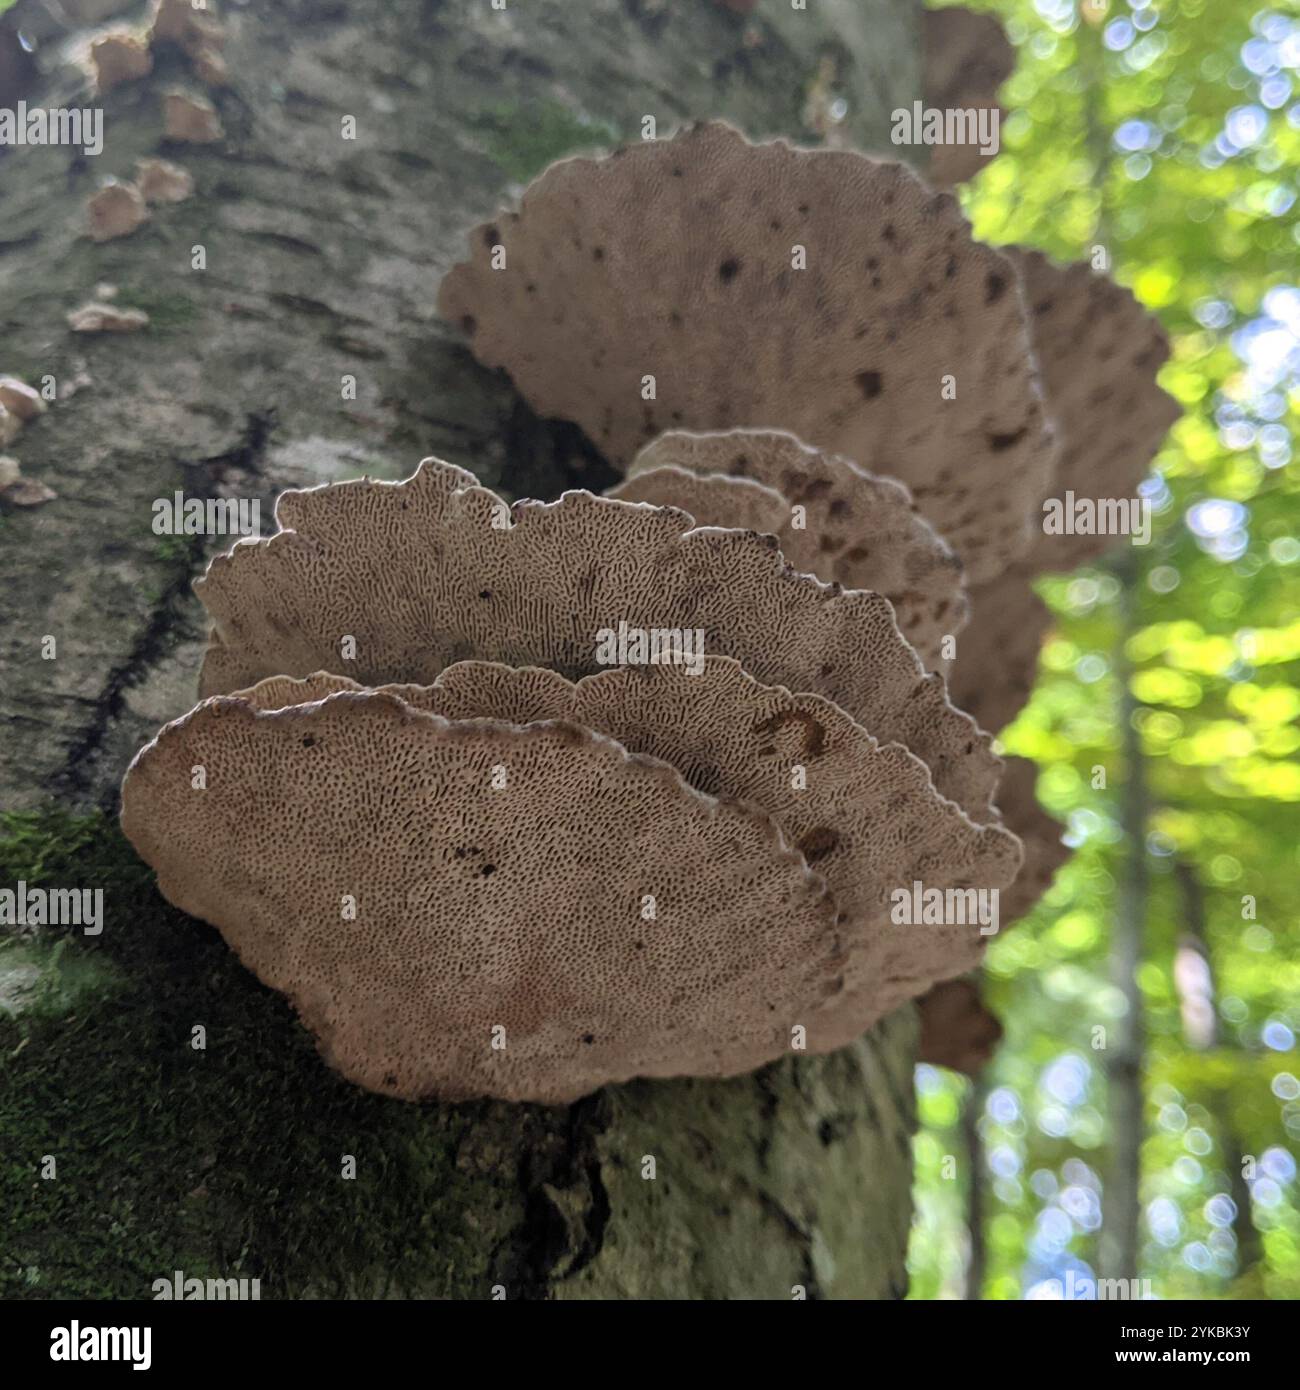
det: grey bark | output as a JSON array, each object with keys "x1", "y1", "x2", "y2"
[{"x1": 1, "y1": 0, "x2": 926, "y2": 1298}]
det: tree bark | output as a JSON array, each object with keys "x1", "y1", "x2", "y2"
[
  {"x1": 1, "y1": 0, "x2": 925, "y2": 1299},
  {"x1": 1100, "y1": 548, "x2": 1147, "y2": 1283},
  {"x1": 1173, "y1": 861, "x2": 1263, "y2": 1275}
]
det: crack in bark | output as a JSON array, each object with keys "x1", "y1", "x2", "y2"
[{"x1": 53, "y1": 410, "x2": 277, "y2": 808}]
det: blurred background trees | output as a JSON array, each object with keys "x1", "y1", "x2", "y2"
[{"x1": 910, "y1": 0, "x2": 1300, "y2": 1299}]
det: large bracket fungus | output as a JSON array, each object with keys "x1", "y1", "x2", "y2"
[
  {"x1": 194, "y1": 459, "x2": 1002, "y2": 815},
  {"x1": 610, "y1": 427, "x2": 967, "y2": 671},
  {"x1": 123, "y1": 459, "x2": 1024, "y2": 1103},
  {"x1": 437, "y1": 121, "x2": 1056, "y2": 585}
]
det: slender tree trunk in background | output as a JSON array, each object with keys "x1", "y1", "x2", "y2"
[
  {"x1": 0, "y1": 0, "x2": 928, "y2": 1299},
  {"x1": 1173, "y1": 862, "x2": 1263, "y2": 1275},
  {"x1": 961, "y1": 1078, "x2": 987, "y2": 1300},
  {"x1": 1076, "y1": 10, "x2": 1148, "y2": 1289},
  {"x1": 1100, "y1": 550, "x2": 1148, "y2": 1284}
]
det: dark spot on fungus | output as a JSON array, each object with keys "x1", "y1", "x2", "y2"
[
  {"x1": 797, "y1": 827, "x2": 839, "y2": 863},
  {"x1": 581, "y1": 1033, "x2": 595, "y2": 1044},
  {"x1": 483, "y1": 226, "x2": 498, "y2": 247},
  {"x1": 301, "y1": 736, "x2": 316, "y2": 748},
  {"x1": 593, "y1": 246, "x2": 604, "y2": 261},
  {"x1": 460, "y1": 314, "x2": 476, "y2": 335},
  {"x1": 754, "y1": 709, "x2": 827, "y2": 758},
  {"x1": 478, "y1": 589, "x2": 491, "y2": 599},
  {"x1": 856, "y1": 370, "x2": 883, "y2": 399},
  {"x1": 986, "y1": 272, "x2": 1007, "y2": 304},
  {"x1": 718, "y1": 257, "x2": 741, "y2": 283},
  {"x1": 988, "y1": 426, "x2": 1028, "y2": 452},
  {"x1": 481, "y1": 864, "x2": 496, "y2": 876}
]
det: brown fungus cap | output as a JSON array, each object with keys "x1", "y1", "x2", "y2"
[
  {"x1": 437, "y1": 121, "x2": 1055, "y2": 583},
  {"x1": 89, "y1": 31, "x2": 153, "y2": 94},
  {"x1": 917, "y1": 978, "x2": 1004, "y2": 1074},
  {"x1": 620, "y1": 427, "x2": 968, "y2": 669},
  {"x1": 234, "y1": 657, "x2": 1021, "y2": 936},
  {"x1": 229, "y1": 658, "x2": 1020, "y2": 1053},
  {"x1": 163, "y1": 89, "x2": 224, "y2": 143},
  {"x1": 607, "y1": 465, "x2": 790, "y2": 542},
  {"x1": 136, "y1": 156, "x2": 194, "y2": 204},
  {"x1": 921, "y1": 7, "x2": 1015, "y2": 187},
  {"x1": 120, "y1": 690, "x2": 847, "y2": 1104},
  {"x1": 948, "y1": 569, "x2": 1053, "y2": 736},
  {"x1": 67, "y1": 301, "x2": 150, "y2": 333},
  {"x1": 995, "y1": 755, "x2": 1069, "y2": 926},
  {"x1": 150, "y1": 0, "x2": 226, "y2": 57},
  {"x1": 1007, "y1": 246, "x2": 1180, "y2": 574},
  {"x1": 195, "y1": 458, "x2": 1002, "y2": 817},
  {"x1": 86, "y1": 181, "x2": 149, "y2": 242},
  {"x1": 0, "y1": 376, "x2": 46, "y2": 422}
]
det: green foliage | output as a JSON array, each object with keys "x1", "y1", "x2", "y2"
[{"x1": 910, "y1": 0, "x2": 1299, "y2": 1300}]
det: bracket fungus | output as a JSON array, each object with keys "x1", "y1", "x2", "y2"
[
  {"x1": 609, "y1": 426, "x2": 967, "y2": 670},
  {"x1": 921, "y1": 7, "x2": 1015, "y2": 187},
  {"x1": 438, "y1": 121, "x2": 1056, "y2": 584},
  {"x1": 0, "y1": 376, "x2": 46, "y2": 422},
  {"x1": 917, "y1": 978, "x2": 1003, "y2": 1075},
  {"x1": 86, "y1": 180, "x2": 149, "y2": 242},
  {"x1": 194, "y1": 459, "x2": 1002, "y2": 814},
  {"x1": 163, "y1": 89, "x2": 224, "y2": 144},
  {"x1": 67, "y1": 301, "x2": 150, "y2": 333},
  {"x1": 135, "y1": 156, "x2": 194, "y2": 205},
  {"x1": 950, "y1": 249, "x2": 1179, "y2": 733},
  {"x1": 89, "y1": 31, "x2": 153, "y2": 95},
  {"x1": 120, "y1": 458, "x2": 1028, "y2": 1102}
]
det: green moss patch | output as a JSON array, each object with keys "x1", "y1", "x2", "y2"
[
  {"x1": 0, "y1": 809, "x2": 542, "y2": 1300},
  {"x1": 470, "y1": 102, "x2": 620, "y2": 183}
]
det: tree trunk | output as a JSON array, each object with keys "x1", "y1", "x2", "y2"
[
  {"x1": 1173, "y1": 861, "x2": 1263, "y2": 1275},
  {"x1": 1099, "y1": 549, "x2": 1148, "y2": 1283},
  {"x1": 1, "y1": 0, "x2": 925, "y2": 1299}
]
